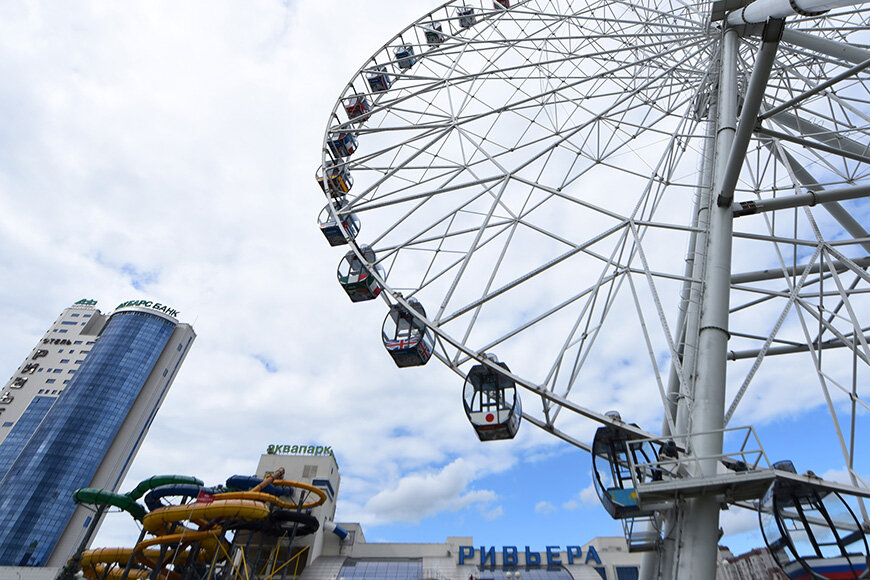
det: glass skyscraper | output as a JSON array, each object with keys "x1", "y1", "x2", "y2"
[{"x1": 0, "y1": 299, "x2": 195, "y2": 567}]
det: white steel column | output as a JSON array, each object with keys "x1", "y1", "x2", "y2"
[{"x1": 673, "y1": 26, "x2": 738, "y2": 579}]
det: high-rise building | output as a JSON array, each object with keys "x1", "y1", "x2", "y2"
[{"x1": 0, "y1": 298, "x2": 195, "y2": 567}]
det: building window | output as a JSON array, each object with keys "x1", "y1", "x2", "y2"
[
  {"x1": 75, "y1": 360, "x2": 83, "y2": 364},
  {"x1": 53, "y1": 369, "x2": 62, "y2": 374},
  {"x1": 46, "y1": 379, "x2": 55, "y2": 384},
  {"x1": 2, "y1": 422, "x2": 12, "y2": 427},
  {"x1": 60, "y1": 359, "x2": 69, "y2": 364},
  {"x1": 177, "y1": 343, "x2": 183, "y2": 351},
  {"x1": 74, "y1": 341, "x2": 82, "y2": 345},
  {"x1": 61, "y1": 321, "x2": 78, "y2": 325},
  {"x1": 68, "y1": 370, "x2": 75, "y2": 374},
  {"x1": 83, "y1": 314, "x2": 91, "y2": 318},
  {"x1": 70, "y1": 313, "x2": 80, "y2": 317},
  {"x1": 593, "y1": 568, "x2": 607, "y2": 579},
  {"x1": 162, "y1": 369, "x2": 168, "y2": 377},
  {"x1": 615, "y1": 567, "x2": 639, "y2": 580},
  {"x1": 302, "y1": 465, "x2": 318, "y2": 478}
]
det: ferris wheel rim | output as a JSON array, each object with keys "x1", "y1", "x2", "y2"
[{"x1": 316, "y1": 0, "x2": 870, "y2": 493}]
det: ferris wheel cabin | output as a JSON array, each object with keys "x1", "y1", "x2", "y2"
[
  {"x1": 343, "y1": 93, "x2": 372, "y2": 123},
  {"x1": 457, "y1": 6, "x2": 477, "y2": 28},
  {"x1": 494, "y1": 0, "x2": 510, "y2": 8},
  {"x1": 760, "y1": 468, "x2": 870, "y2": 580},
  {"x1": 382, "y1": 298, "x2": 434, "y2": 367},
  {"x1": 592, "y1": 416, "x2": 661, "y2": 520},
  {"x1": 337, "y1": 245, "x2": 384, "y2": 302},
  {"x1": 394, "y1": 45, "x2": 417, "y2": 70},
  {"x1": 424, "y1": 22, "x2": 445, "y2": 45},
  {"x1": 327, "y1": 133, "x2": 358, "y2": 158},
  {"x1": 316, "y1": 160, "x2": 353, "y2": 197},
  {"x1": 318, "y1": 200, "x2": 360, "y2": 246},
  {"x1": 462, "y1": 356, "x2": 521, "y2": 441},
  {"x1": 367, "y1": 66, "x2": 393, "y2": 93}
]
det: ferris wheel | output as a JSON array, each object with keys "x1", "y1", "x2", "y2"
[{"x1": 317, "y1": 0, "x2": 870, "y2": 577}]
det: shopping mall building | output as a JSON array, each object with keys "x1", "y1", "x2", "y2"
[{"x1": 258, "y1": 448, "x2": 644, "y2": 580}]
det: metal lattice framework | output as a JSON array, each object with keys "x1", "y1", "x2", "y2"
[{"x1": 319, "y1": 0, "x2": 870, "y2": 576}]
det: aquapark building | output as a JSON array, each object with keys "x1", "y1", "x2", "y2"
[{"x1": 0, "y1": 299, "x2": 195, "y2": 567}]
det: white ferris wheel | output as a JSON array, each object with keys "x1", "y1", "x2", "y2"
[{"x1": 317, "y1": 0, "x2": 870, "y2": 577}]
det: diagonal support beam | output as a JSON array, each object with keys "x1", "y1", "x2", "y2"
[
  {"x1": 781, "y1": 29, "x2": 870, "y2": 66},
  {"x1": 717, "y1": 19, "x2": 784, "y2": 207},
  {"x1": 760, "y1": 56, "x2": 870, "y2": 121},
  {"x1": 768, "y1": 110, "x2": 870, "y2": 161},
  {"x1": 755, "y1": 126, "x2": 870, "y2": 165}
]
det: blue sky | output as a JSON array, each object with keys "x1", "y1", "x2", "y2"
[{"x1": 0, "y1": 0, "x2": 867, "y2": 564}]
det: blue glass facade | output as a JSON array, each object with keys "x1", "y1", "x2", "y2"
[
  {"x1": 340, "y1": 559, "x2": 423, "y2": 580},
  {"x1": 0, "y1": 310, "x2": 175, "y2": 566},
  {"x1": 0, "y1": 396, "x2": 56, "y2": 480}
]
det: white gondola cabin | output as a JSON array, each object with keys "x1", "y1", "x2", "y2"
[
  {"x1": 337, "y1": 245, "x2": 384, "y2": 302},
  {"x1": 318, "y1": 200, "x2": 360, "y2": 246},
  {"x1": 592, "y1": 415, "x2": 661, "y2": 520},
  {"x1": 367, "y1": 66, "x2": 393, "y2": 93},
  {"x1": 760, "y1": 466, "x2": 869, "y2": 580},
  {"x1": 457, "y1": 6, "x2": 476, "y2": 28},
  {"x1": 343, "y1": 93, "x2": 372, "y2": 123},
  {"x1": 382, "y1": 298, "x2": 434, "y2": 367},
  {"x1": 394, "y1": 45, "x2": 417, "y2": 70},
  {"x1": 424, "y1": 22, "x2": 446, "y2": 45},
  {"x1": 316, "y1": 161, "x2": 353, "y2": 197},
  {"x1": 462, "y1": 355, "x2": 521, "y2": 441},
  {"x1": 327, "y1": 133, "x2": 358, "y2": 158}
]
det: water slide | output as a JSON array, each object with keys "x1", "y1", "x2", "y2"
[{"x1": 74, "y1": 473, "x2": 329, "y2": 580}]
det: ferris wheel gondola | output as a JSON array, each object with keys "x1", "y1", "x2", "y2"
[
  {"x1": 462, "y1": 355, "x2": 521, "y2": 441},
  {"x1": 318, "y1": 199, "x2": 360, "y2": 246},
  {"x1": 337, "y1": 245, "x2": 384, "y2": 302},
  {"x1": 591, "y1": 414, "x2": 662, "y2": 520},
  {"x1": 382, "y1": 298, "x2": 434, "y2": 367},
  {"x1": 760, "y1": 464, "x2": 870, "y2": 580}
]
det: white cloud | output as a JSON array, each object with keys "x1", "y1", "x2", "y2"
[
  {"x1": 483, "y1": 506, "x2": 504, "y2": 521},
  {"x1": 359, "y1": 458, "x2": 496, "y2": 525},
  {"x1": 535, "y1": 501, "x2": 556, "y2": 514}
]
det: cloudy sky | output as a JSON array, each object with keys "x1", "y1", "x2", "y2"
[{"x1": 1, "y1": 0, "x2": 866, "y2": 559}]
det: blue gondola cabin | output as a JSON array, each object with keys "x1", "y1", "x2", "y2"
[
  {"x1": 344, "y1": 94, "x2": 372, "y2": 123},
  {"x1": 394, "y1": 45, "x2": 417, "y2": 70},
  {"x1": 592, "y1": 416, "x2": 661, "y2": 520},
  {"x1": 327, "y1": 133, "x2": 358, "y2": 158},
  {"x1": 318, "y1": 201, "x2": 360, "y2": 246},
  {"x1": 462, "y1": 356, "x2": 521, "y2": 441},
  {"x1": 382, "y1": 298, "x2": 434, "y2": 367},
  {"x1": 367, "y1": 67, "x2": 393, "y2": 93},
  {"x1": 337, "y1": 245, "x2": 384, "y2": 302}
]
